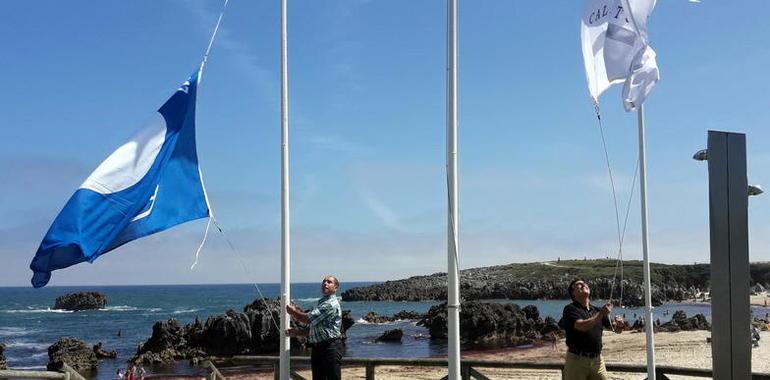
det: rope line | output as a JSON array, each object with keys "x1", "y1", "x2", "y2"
[
  {"x1": 212, "y1": 219, "x2": 282, "y2": 333},
  {"x1": 199, "y1": 0, "x2": 230, "y2": 79},
  {"x1": 187, "y1": 0, "x2": 281, "y2": 335},
  {"x1": 592, "y1": 103, "x2": 638, "y2": 310},
  {"x1": 446, "y1": 163, "x2": 461, "y2": 308}
]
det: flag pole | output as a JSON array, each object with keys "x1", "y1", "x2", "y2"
[
  {"x1": 446, "y1": 0, "x2": 461, "y2": 379},
  {"x1": 637, "y1": 103, "x2": 656, "y2": 380},
  {"x1": 279, "y1": 0, "x2": 291, "y2": 378}
]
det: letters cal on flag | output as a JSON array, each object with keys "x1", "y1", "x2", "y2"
[
  {"x1": 581, "y1": 0, "x2": 659, "y2": 111},
  {"x1": 30, "y1": 70, "x2": 210, "y2": 288}
]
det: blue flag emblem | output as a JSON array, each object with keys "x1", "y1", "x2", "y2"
[{"x1": 30, "y1": 71, "x2": 210, "y2": 288}]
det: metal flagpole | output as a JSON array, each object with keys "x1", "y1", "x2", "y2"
[
  {"x1": 279, "y1": 0, "x2": 291, "y2": 378},
  {"x1": 637, "y1": 103, "x2": 656, "y2": 380},
  {"x1": 446, "y1": 0, "x2": 461, "y2": 379}
]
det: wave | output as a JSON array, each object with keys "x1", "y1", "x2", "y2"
[
  {"x1": 99, "y1": 305, "x2": 139, "y2": 312},
  {"x1": 6, "y1": 342, "x2": 50, "y2": 350},
  {"x1": 7, "y1": 352, "x2": 48, "y2": 361},
  {"x1": 354, "y1": 318, "x2": 404, "y2": 326},
  {"x1": 172, "y1": 308, "x2": 202, "y2": 314},
  {"x1": 295, "y1": 298, "x2": 320, "y2": 302},
  {"x1": 0, "y1": 327, "x2": 36, "y2": 337},
  {"x1": 97, "y1": 306, "x2": 162, "y2": 312},
  {"x1": 13, "y1": 366, "x2": 47, "y2": 370},
  {"x1": 3, "y1": 308, "x2": 72, "y2": 314}
]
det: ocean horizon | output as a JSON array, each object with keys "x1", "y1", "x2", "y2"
[{"x1": 3, "y1": 283, "x2": 768, "y2": 380}]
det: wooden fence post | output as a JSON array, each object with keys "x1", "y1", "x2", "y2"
[{"x1": 461, "y1": 363, "x2": 470, "y2": 380}]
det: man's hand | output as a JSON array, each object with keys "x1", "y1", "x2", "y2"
[
  {"x1": 600, "y1": 302, "x2": 613, "y2": 317},
  {"x1": 286, "y1": 328, "x2": 306, "y2": 337},
  {"x1": 286, "y1": 304, "x2": 310, "y2": 324}
]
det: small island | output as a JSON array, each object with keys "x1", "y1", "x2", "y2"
[{"x1": 53, "y1": 292, "x2": 107, "y2": 311}]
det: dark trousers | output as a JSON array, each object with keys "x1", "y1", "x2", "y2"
[{"x1": 310, "y1": 338, "x2": 342, "y2": 380}]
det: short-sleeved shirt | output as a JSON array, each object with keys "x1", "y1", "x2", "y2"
[
  {"x1": 560, "y1": 301, "x2": 611, "y2": 354},
  {"x1": 307, "y1": 294, "x2": 342, "y2": 344}
]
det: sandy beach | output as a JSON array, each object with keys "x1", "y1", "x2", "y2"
[
  {"x1": 224, "y1": 330, "x2": 770, "y2": 379},
  {"x1": 751, "y1": 291, "x2": 770, "y2": 308}
]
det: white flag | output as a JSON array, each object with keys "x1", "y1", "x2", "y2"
[{"x1": 581, "y1": 0, "x2": 659, "y2": 111}]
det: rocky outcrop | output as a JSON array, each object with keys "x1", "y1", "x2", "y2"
[
  {"x1": 341, "y1": 260, "x2": 770, "y2": 307},
  {"x1": 344, "y1": 276, "x2": 705, "y2": 307},
  {"x1": 657, "y1": 311, "x2": 710, "y2": 332},
  {"x1": 393, "y1": 310, "x2": 423, "y2": 320},
  {"x1": 363, "y1": 312, "x2": 390, "y2": 324},
  {"x1": 92, "y1": 342, "x2": 117, "y2": 359},
  {"x1": 376, "y1": 329, "x2": 403, "y2": 343},
  {"x1": 363, "y1": 310, "x2": 423, "y2": 324},
  {"x1": 53, "y1": 292, "x2": 107, "y2": 311},
  {"x1": 47, "y1": 337, "x2": 98, "y2": 373},
  {"x1": 132, "y1": 298, "x2": 355, "y2": 364},
  {"x1": 419, "y1": 301, "x2": 561, "y2": 348},
  {"x1": 0, "y1": 343, "x2": 7, "y2": 370}
]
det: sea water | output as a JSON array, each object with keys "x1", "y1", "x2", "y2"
[{"x1": 2, "y1": 284, "x2": 769, "y2": 379}]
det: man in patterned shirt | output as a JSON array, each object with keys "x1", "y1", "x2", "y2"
[{"x1": 287, "y1": 275, "x2": 343, "y2": 380}]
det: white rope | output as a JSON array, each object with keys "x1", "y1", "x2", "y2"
[
  {"x1": 446, "y1": 172, "x2": 460, "y2": 306},
  {"x1": 187, "y1": 0, "x2": 280, "y2": 333},
  {"x1": 190, "y1": 217, "x2": 212, "y2": 270},
  {"x1": 212, "y1": 219, "x2": 281, "y2": 333},
  {"x1": 199, "y1": 0, "x2": 230, "y2": 81},
  {"x1": 593, "y1": 103, "x2": 638, "y2": 309},
  {"x1": 189, "y1": 0, "x2": 228, "y2": 269}
]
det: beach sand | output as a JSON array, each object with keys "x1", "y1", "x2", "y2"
[
  {"x1": 751, "y1": 291, "x2": 770, "y2": 307},
  {"x1": 222, "y1": 330, "x2": 770, "y2": 379}
]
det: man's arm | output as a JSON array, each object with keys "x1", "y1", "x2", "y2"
[
  {"x1": 286, "y1": 328, "x2": 308, "y2": 337},
  {"x1": 287, "y1": 304, "x2": 310, "y2": 324},
  {"x1": 574, "y1": 303, "x2": 612, "y2": 332}
]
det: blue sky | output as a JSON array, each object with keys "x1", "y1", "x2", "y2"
[{"x1": 1, "y1": 0, "x2": 769, "y2": 287}]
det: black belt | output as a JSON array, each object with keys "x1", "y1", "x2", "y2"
[
  {"x1": 308, "y1": 337, "x2": 341, "y2": 348},
  {"x1": 568, "y1": 349, "x2": 600, "y2": 358}
]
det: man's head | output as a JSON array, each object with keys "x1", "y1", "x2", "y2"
[
  {"x1": 321, "y1": 275, "x2": 339, "y2": 296},
  {"x1": 568, "y1": 278, "x2": 590, "y2": 302}
]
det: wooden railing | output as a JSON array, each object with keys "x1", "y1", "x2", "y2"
[
  {"x1": 208, "y1": 355, "x2": 770, "y2": 380},
  {"x1": 0, "y1": 362, "x2": 86, "y2": 380}
]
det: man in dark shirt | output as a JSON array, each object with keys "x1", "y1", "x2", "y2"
[{"x1": 560, "y1": 278, "x2": 613, "y2": 380}]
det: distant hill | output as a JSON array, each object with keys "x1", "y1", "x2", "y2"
[{"x1": 341, "y1": 259, "x2": 770, "y2": 307}]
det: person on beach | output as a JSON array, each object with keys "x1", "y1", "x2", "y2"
[
  {"x1": 560, "y1": 279, "x2": 613, "y2": 380},
  {"x1": 286, "y1": 275, "x2": 343, "y2": 380},
  {"x1": 116, "y1": 368, "x2": 124, "y2": 380}
]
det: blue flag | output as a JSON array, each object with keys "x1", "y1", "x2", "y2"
[{"x1": 30, "y1": 70, "x2": 210, "y2": 288}]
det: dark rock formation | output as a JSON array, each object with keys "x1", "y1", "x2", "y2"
[
  {"x1": 363, "y1": 312, "x2": 390, "y2": 324},
  {"x1": 341, "y1": 260, "x2": 770, "y2": 307},
  {"x1": 132, "y1": 298, "x2": 355, "y2": 364},
  {"x1": 92, "y1": 342, "x2": 117, "y2": 359},
  {"x1": 419, "y1": 301, "x2": 554, "y2": 348},
  {"x1": 363, "y1": 310, "x2": 423, "y2": 324},
  {"x1": 540, "y1": 316, "x2": 563, "y2": 337},
  {"x1": 393, "y1": 310, "x2": 423, "y2": 320},
  {"x1": 341, "y1": 310, "x2": 355, "y2": 338},
  {"x1": 0, "y1": 343, "x2": 7, "y2": 370},
  {"x1": 376, "y1": 329, "x2": 403, "y2": 343},
  {"x1": 47, "y1": 337, "x2": 98, "y2": 373},
  {"x1": 658, "y1": 311, "x2": 710, "y2": 332},
  {"x1": 53, "y1": 292, "x2": 107, "y2": 311}
]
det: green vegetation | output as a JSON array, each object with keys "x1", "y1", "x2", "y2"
[{"x1": 489, "y1": 259, "x2": 766, "y2": 287}]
